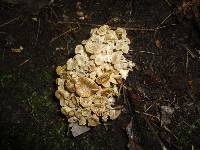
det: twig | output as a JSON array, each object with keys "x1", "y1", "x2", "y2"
[
  {"x1": 145, "y1": 98, "x2": 161, "y2": 113},
  {"x1": 160, "y1": 11, "x2": 175, "y2": 25},
  {"x1": 164, "y1": 126, "x2": 178, "y2": 140},
  {"x1": 135, "y1": 110, "x2": 160, "y2": 121},
  {"x1": 143, "y1": 115, "x2": 167, "y2": 150},
  {"x1": 185, "y1": 47, "x2": 197, "y2": 58},
  {"x1": 123, "y1": 85, "x2": 134, "y2": 115},
  {"x1": 186, "y1": 51, "x2": 189, "y2": 74},
  {"x1": 154, "y1": 10, "x2": 176, "y2": 39},
  {"x1": 117, "y1": 82, "x2": 124, "y2": 102},
  {"x1": 57, "y1": 21, "x2": 102, "y2": 27},
  {"x1": 48, "y1": 6, "x2": 59, "y2": 20},
  {"x1": 155, "y1": 10, "x2": 175, "y2": 38},
  {"x1": 155, "y1": 24, "x2": 176, "y2": 30},
  {"x1": 145, "y1": 105, "x2": 153, "y2": 113},
  {"x1": 27, "y1": 98, "x2": 39, "y2": 123},
  {"x1": 118, "y1": 27, "x2": 155, "y2": 32},
  {"x1": 183, "y1": 120, "x2": 191, "y2": 127},
  {"x1": 138, "y1": 51, "x2": 155, "y2": 55},
  {"x1": 170, "y1": 96, "x2": 177, "y2": 106},
  {"x1": 33, "y1": 18, "x2": 41, "y2": 47},
  {"x1": 2, "y1": 48, "x2": 5, "y2": 62},
  {"x1": 18, "y1": 58, "x2": 31, "y2": 66},
  {"x1": 50, "y1": 30, "x2": 70, "y2": 43},
  {"x1": 49, "y1": 26, "x2": 79, "y2": 43},
  {"x1": 0, "y1": 16, "x2": 20, "y2": 28},
  {"x1": 164, "y1": 0, "x2": 172, "y2": 6}
]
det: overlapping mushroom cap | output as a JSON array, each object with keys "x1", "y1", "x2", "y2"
[{"x1": 55, "y1": 25, "x2": 135, "y2": 127}]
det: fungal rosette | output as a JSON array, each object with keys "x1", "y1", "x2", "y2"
[{"x1": 55, "y1": 25, "x2": 135, "y2": 127}]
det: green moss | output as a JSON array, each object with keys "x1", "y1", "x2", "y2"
[
  {"x1": 0, "y1": 66, "x2": 74, "y2": 149},
  {"x1": 176, "y1": 122, "x2": 200, "y2": 149}
]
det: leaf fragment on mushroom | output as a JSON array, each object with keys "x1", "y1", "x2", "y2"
[{"x1": 75, "y1": 77, "x2": 99, "y2": 97}]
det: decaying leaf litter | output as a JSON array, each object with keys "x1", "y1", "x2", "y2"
[{"x1": 0, "y1": 0, "x2": 200, "y2": 149}]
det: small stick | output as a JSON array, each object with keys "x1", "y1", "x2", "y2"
[
  {"x1": 186, "y1": 51, "x2": 189, "y2": 74},
  {"x1": 33, "y1": 18, "x2": 41, "y2": 47},
  {"x1": 154, "y1": 10, "x2": 175, "y2": 38},
  {"x1": 185, "y1": 47, "x2": 196, "y2": 58},
  {"x1": 2, "y1": 48, "x2": 5, "y2": 62},
  {"x1": 49, "y1": 26, "x2": 79, "y2": 43},
  {"x1": 160, "y1": 11, "x2": 175, "y2": 25},
  {"x1": 50, "y1": 30, "x2": 70, "y2": 43},
  {"x1": 117, "y1": 82, "x2": 124, "y2": 102},
  {"x1": 164, "y1": 0, "x2": 172, "y2": 6},
  {"x1": 145, "y1": 98, "x2": 162, "y2": 112},
  {"x1": 164, "y1": 126, "x2": 178, "y2": 140},
  {"x1": 27, "y1": 97, "x2": 39, "y2": 123},
  {"x1": 145, "y1": 104, "x2": 153, "y2": 113},
  {"x1": 155, "y1": 23, "x2": 176, "y2": 30},
  {"x1": 48, "y1": 6, "x2": 58, "y2": 20},
  {"x1": 143, "y1": 115, "x2": 167, "y2": 150},
  {"x1": 138, "y1": 51, "x2": 156, "y2": 55},
  {"x1": 135, "y1": 110, "x2": 160, "y2": 121},
  {"x1": 18, "y1": 58, "x2": 31, "y2": 66},
  {"x1": 0, "y1": 16, "x2": 20, "y2": 28},
  {"x1": 121, "y1": 27, "x2": 155, "y2": 32}
]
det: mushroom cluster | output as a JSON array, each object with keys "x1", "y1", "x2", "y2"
[{"x1": 55, "y1": 25, "x2": 135, "y2": 127}]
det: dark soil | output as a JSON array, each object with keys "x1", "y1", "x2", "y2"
[{"x1": 0, "y1": 0, "x2": 200, "y2": 150}]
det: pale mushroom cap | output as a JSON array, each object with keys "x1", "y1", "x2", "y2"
[
  {"x1": 94, "y1": 54, "x2": 105, "y2": 65},
  {"x1": 105, "y1": 30, "x2": 118, "y2": 41},
  {"x1": 65, "y1": 79, "x2": 76, "y2": 93},
  {"x1": 87, "y1": 114, "x2": 100, "y2": 126},
  {"x1": 96, "y1": 72, "x2": 111, "y2": 84},
  {"x1": 79, "y1": 97, "x2": 93, "y2": 107},
  {"x1": 91, "y1": 103, "x2": 106, "y2": 116},
  {"x1": 96, "y1": 25, "x2": 109, "y2": 35},
  {"x1": 68, "y1": 117, "x2": 78, "y2": 123},
  {"x1": 79, "y1": 116, "x2": 87, "y2": 125},
  {"x1": 59, "y1": 98, "x2": 67, "y2": 107},
  {"x1": 61, "y1": 106, "x2": 73, "y2": 115},
  {"x1": 75, "y1": 44, "x2": 84, "y2": 54},
  {"x1": 56, "y1": 78, "x2": 65, "y2": 86},
  {"x1": 74, "y1": 54, "x2": 89, "y2": 68},
  {"x1": 119, "y1": 69, "x2": 129, "y2": 79},
  {"x1": 115, "y1": 27, "x2": 127, "y2": 37},
  {"x1": 109, "y1": 109, "x2": 121, "y2": 120},
  {"x1": 112, "y1": 51, "x2": 123, "y2": 65},
  {"x1": 56, "y1": 66, "x2": 66, "y2": 75},
  {"x1": 85, "y1": 41, "x2": 100, "y2": 54}
]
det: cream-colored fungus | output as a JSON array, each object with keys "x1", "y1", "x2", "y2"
[{"x1": 55, "y1": 25, "x2": 135, "y2": 127}]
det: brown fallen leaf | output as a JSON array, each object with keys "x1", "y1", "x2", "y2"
[
  {"x1": 11, "y1": 46, "x2": 23, "y2": 53},
  {"x1": 155, "y1": 39, "x2": 161, "y2": 49},
  {"x1": 188, "y1": 80, "x2": 193, "y2": 87}
]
